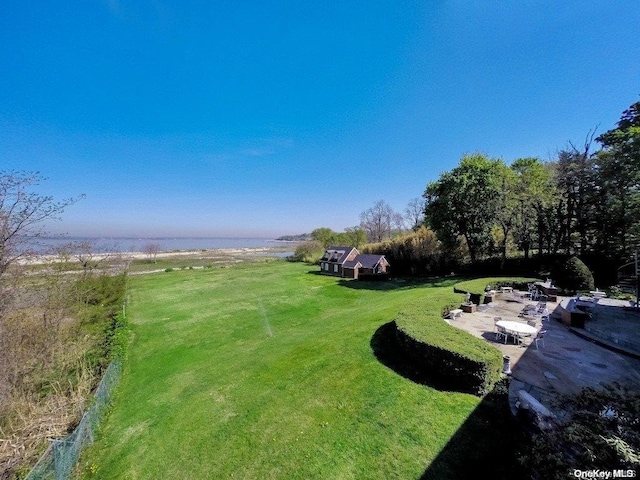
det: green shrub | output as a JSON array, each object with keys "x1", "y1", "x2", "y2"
[
  {"x1": 394, "y1": 302, "x2": 503, "y2": 396},
  {"x1": 71, "y1": 273, "x2": 128, "y2": 371},
  {"x1": 104, "y1": 312, "x2": 130, "y2": 362},
  {"x1": 609, "y1": 285, "x2": 622, "y2": 298},
  {"x1": 361, "y1": 226, "x2": 448, "y2": 276},
  {"x1": 441, "y1": 303, "x2": 459, "y2": 318},
  {"x1": 553, "y1": 257, "x2": 595, "y2": 294},
  {"x1": 608, "y1": 285, "x2": 636, "y2": 301},
  {"x1": 165, "y1": 268, "x2": 174, "y2": 272},
  {"x1": 519, "y1": 383, "x2": 640, "y2": 478},
  {"x1": 75, "y1": 274, "x2": 127, "y2": 324},
  {"x1": 291, "y1": 240, "x2": 325, "y2": 263}
]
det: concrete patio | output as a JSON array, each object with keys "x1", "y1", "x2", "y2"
[{"x1": 446, "y1": 292, "x2": 640, "y2": 419}]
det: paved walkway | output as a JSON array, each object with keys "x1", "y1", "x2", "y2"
[{"x1": 447, "y1": 293, "x2": 640, "y2": 419}]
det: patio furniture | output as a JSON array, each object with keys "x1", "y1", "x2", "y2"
[
  {"x1": 495, "y1": 320, "x2": 537, "y2": 344},
  {"x1": 494, "y1": 317, "x2": 507, "y2": 342},
  {"x1": 449, "y1": 308, "x2": 463, "y2": 320},
  {"x1": 536, "y1": 281, "x2": 558, "y2": 296},
  {"x1": 535, "y1": 281, "x2": 558, "y2": 301},
  {"x1": 528, "y1": 283, "x2": 541, "y2": 300},
  {"x1": 533, "y1": 329, "x2": 547, "y2": 349},
  {"x1": 535, "y1": 306, "x2": 548, "y2": 318},
  {"x1": 461, "y1": 303, "x2": 476, "y2": 313},
  {"x1": 512, "y1": 289, "x2": 531, "y2": 300},
  {"x1": 520, "y1": 303, "x2": 539, "y2": 318}
]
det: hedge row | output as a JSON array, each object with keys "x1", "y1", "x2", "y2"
[
  {"x1": 394, "y1": 303, "x2": 503, "y2": 396},
  {"x1": 453, "y1": 277, "x2": 539, "y2": 305}
]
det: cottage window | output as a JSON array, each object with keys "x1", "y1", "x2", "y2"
[{"x1": 334, "y1": 264, "x2": 338, "y2": 273}]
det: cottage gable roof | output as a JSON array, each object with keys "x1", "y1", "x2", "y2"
[
  {"x1": 321, "y1": 246, "x2": 358, "y2": 264},
  {"x1": 344, "y1": 253, "x2": 387, "y2": 269},
  {"x1": 355, "y1": 254, "x2": 386, "y2": 269}
]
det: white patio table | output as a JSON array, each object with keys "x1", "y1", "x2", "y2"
[{"x1": 496, "y1": 320, "x2": 537, "y2": 344}]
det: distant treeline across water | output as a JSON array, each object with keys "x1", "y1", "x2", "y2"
[{"x1": 32, "y1": 237, "x2": 296, "y2": 253}]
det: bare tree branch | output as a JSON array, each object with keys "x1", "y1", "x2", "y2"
[{"x1": 0, "y1": 171, "x2": 84, "y2": 279}]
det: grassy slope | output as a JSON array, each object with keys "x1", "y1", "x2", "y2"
[{"x1": 79, "y1": 263, "x2": 514, "y2": 479}]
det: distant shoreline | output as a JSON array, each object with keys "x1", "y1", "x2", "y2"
[{"x1": 20, "y1": 245, "x2": 294, "y2": 266}]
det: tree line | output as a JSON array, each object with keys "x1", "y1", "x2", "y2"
[
  {"x1": 424, "y1": 99, "x2": 640, "y2": 275},
  {"x1": 297, "y1": 99, "x2": 640, "y2": 283}
]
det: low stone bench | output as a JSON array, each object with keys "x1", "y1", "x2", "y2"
[{"x1": 449, "y1": 308, "x2": 463, "y2": 320}]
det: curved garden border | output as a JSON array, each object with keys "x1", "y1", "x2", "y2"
[{"x1": 393, "y1": 302, "x2": 502, "y2": 396}]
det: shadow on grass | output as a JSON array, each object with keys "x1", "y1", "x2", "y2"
[
  {"x1": 306, "y1": 270, "x2": 329, "y2": 276},
  {"x1": 419, "y1": 381, "x2": 529, "y2": 480},
  {"x1": 370, "y1": 321, "x2": 529, "y2": 479},
  {"x1": 370, "y1": 321, "x2": 444, "y2": 388}
]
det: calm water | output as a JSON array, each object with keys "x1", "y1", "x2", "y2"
[{"x1": 34, "y1": 237, "x2": 296, "y2": 253}]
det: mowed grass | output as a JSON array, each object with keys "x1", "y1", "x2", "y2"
[{"x1": 79, "y1": 262, "x2": 515, "y2": 479}]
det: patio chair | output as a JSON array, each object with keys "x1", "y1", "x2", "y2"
[
  {"x1": 533, "y1": 329, "x2": 547, "y2": 349},
  {"x1": 535, "y1": 306, "x2": 548, "y2": 318},
  {"x1": 494, "y1": 318, "x2": 507, "y2": 342},
  {"x1": 520, "y1": 304, "x2": 536, "y2": 318}
]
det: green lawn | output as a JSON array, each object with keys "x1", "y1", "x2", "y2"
[{"x1": 78, "y1": 262, "x2": 523, "y2": 479}]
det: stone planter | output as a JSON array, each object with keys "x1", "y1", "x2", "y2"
[{"x1": 461, "y1": 303, "x2": 477, "y2": 313}]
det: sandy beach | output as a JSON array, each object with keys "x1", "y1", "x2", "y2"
[{"x1": 18, "y1": 245, "x2": 293, "y2": 267}]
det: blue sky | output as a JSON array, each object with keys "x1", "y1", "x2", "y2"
[{"x1": 1, "y1": 1, "x2": 639, "y2": 238}]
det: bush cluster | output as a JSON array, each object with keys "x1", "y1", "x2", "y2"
[
  {"x1": 519, "y1": 383, "x2": 640, "y2": 478},
  {"x1": 362, "y1": 227, "x2": 457, "y2": 276},
  {"x1": 75, "y1": 273, "x2": 129, "y2": 370},
  {"x1": 290, "y1": 240, "x2": 325, "y2": 264},
  {"x1": 552, "y1": 256, "x2": 595, "y2": 294}
]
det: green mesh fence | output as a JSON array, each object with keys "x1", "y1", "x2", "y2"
[{"x1": 25, "y1": 360, "x2": 122, "y2": 480}]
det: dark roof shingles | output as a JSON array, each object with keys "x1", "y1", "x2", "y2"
[
  {"x1": 324, "y1": 246, "x2": 357, "y2": 264},
  {"x1": 354, "y1": 254, "x2": 385, "y2": 269}
]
